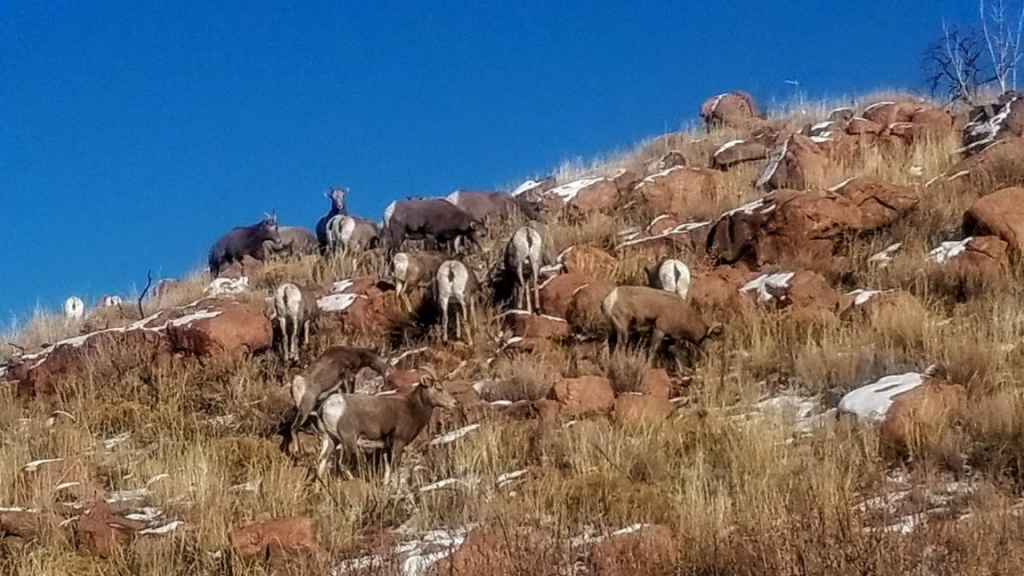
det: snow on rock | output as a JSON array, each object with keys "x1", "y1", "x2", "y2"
[
  {"x1": 637, "y1": 166, "x2": 685, "y2": 187},
  {"x1": 331, "y1": 279, "x2": 355, "y2": 293},
  {"x1": 511, "y1": 179, "x2": 544, "y2": 197},
  {"x1": 756, "y1": 137, "x2": 789, "y2": 189},
  {"x1": 846, "y1": 289, "x2": 888, "y2": 306},
  {"x1": 317, "y1": 293, "x2": 363, "y2": 313},
  {"x1": 868, "y1": 242, "x2": 902, "y2": 267},
  {"x1": 204, "y1": 277, "x2": 249, "y2": 297},
  {"x1": 547, "y1": 177, "x2": 606, "y2": 202},
  {"x1": 713, "y1": 139, "x2": 746, "y2": 158},
  {"x1": 429, "y1": 424, "x2": 481, "y2": 446},
  {"x1": 741, "y1": 272, "x2": 795, "y2": 302},
  {"x1": 928, "y1": 238, "x2": 973, "y2": 264},
  {"x1": 838, "y1": 372, "x2": 924, "y2": 424}
]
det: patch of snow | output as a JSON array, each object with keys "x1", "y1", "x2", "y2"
[
  {"x1": 511, "y1": 179, "x2": 543, "y2": 197},
  {"x1": 139, "y1": 521, "x2": 183, "y2": 536},
  {"x1": 429, "y1": 424, "x2": 480, "y2": 446},
  {"x1": 826, "y1": 177, "x2": 856, "y2": 192},
  {"x1": 863, "y1": 101, "x2": 896, "y2": 114},
  {"x1": 107, "y1": 489, "x2": 150, "y2": 504},
  {"x1": 548, "y1": 177, "x2": 605, "y2": 202},
  {"x1": 637, "y1": 166, "x2": 685, "y2": 186},
  {"x1": 54, "y1": 481, "x2": 81, "y2": 492},
  {"x1": 331, "y1": 279, "x2": 355, "y2": 293},
  {"x1": 331, "y1": 555, "x2": 388, "y2": 575},
  {"x1": 22, "y1": 458, "x2": 63, "y2": 472},
  {"x1": 846, "y1": 289, "x2": 887, "y2": 306},
  {"x1": 868, "y1": 243, "x2": 902, "y2": 267},
  {"x1": 928, "y1": 238, "x2": 973, "y2": 264},
  {"x1": 810, "y1": 134, "x2": 832, "y2": 143},
  {"x1": 811, "y1": 120, "x2": 834, "y2": 132},
  {"x1": 418, "y1": 478, "x2": 466, "y2": 493},
  {"x1": 722, "y1": 197, "x2": 769, "y2": 218},
  {"x1": 388, "y1": 347, "x2": 430, "y2": 366},
  {"x1": 496, "y1": 469, "x2": 528, "y2": 488},
  {"x1": 741, "y1": 272, "x2": 795, "y2": 302},
  {"x1": 838, "y1": 372, "x2": 924, "y2": 423},
  {"x1": 756, "y1": 137, "x2": 789, "y2": 189},
  {"x1": 646, "y1": 214, "x2": 673, "y2": 230},
  {"x1": 125, "y1": 507, "x2": 164, "y2": 523},
  {"x1": 714, "y1": 139, "x2": 745, "y2": 157},
  {"x1": 317, "y1": 293, "x2": 363, "y2": 313},
  {"x1": 204, "y1": 277, "x2": 249, "y2": 297}
]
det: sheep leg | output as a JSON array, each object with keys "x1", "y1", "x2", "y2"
[
  {"x1": 389, "y1": 438, "x2": 407, "y2": 479},
  {"x1": 649, "y1": 328, "x2": 666, "y2": 362},
  {"x1": 609, "y1": 316, "x2": 629, "y2": 352},
  {"x1": 441, "y1": 301, "x2": 450, "y2": 343},
  {"x1": 466, "y1": 297, "x2": 476, "y2": 346},
  {"x1": 516, "y1": 265, "x2": 527, "y2": 311},
  {"x1": 338, "y1": 431, "x2": 359, "y2": 480},
  {"x1": 289, "y1": 317, "x2": 300, "y2": 361},
  {"x1": 277, "y1": 316, "x2": 288, "y2": 360},
  {"x1": 302, "y1": 319, "x2": 310, "y2": 350},
  {"x1": 531, "y1": 262, "x2": 541, "y2": 314},
  {"x1": 289, "y1": 392, "x2": 318, "y2": 456},
  {"x1": 316, "y1": 435, "x2": 336, "y2": 480}
]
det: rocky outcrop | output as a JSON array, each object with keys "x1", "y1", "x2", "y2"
[
  {"x1": 231, "y1": 517, "x2": 318, "y2": 560},
  {"x1": 700, "y1": 92, "x2": 758, "y2": 129},
  {"x1": 550, "y1": 376, "x2": 615, "y2": 418},
  {"x1": 964, "y1": 187, "x2": 1024, "y2": 254},
  {"x1": 633, "y1": 166, "x2": 719, "y2": 219}
]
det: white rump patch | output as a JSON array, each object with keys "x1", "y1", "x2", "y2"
[
  {"x1": 927, "y1": 238, "x2": 973, "y2": 264},
  {"x1": 838, "y1": 372, "x2": 923, "y2": 423},
  {"x1": 383, "y1": 200, "x2": 397, "y2": 227}
]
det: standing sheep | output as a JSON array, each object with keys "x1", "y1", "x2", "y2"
[
  {"x1": 602, "y1": 285, "x2": 721, "y2": 365},
  {"x1": 326, "y1": 215, "x2": 379, "y2": 255},
  {"x1": 314, "y1": 371, "x2": 457, "y2": 481},
  {"x1": 273, "y1": 283, "x2": 320, "y2": 362},
  {"x1": 435, "y1": 260, "x2": 479, "y2": 344},
  {"x1": 382, "y1": 198, "x2": 482, "y2": 254},
  {"x1": 63, "y1": 297, "x2": 85, "y2": 320},
  {"x1": 315, "y1": 187, "x2": 349, "y2": 253},
  {"x1": 504, "y1": 227, "x2": 543, "y2": 312},
  {"x1": 287, "y1": 346, "x2": 390, "y2": 455},
  {"x1": 648, "y1": 259, "x2": 692, "y2": 299},
  {"x1": 391, "y1": 251, "x2": 447, "y2": 313},
  {"x1": 207, "y1": 214, "x2": 281, "y2": 275}
]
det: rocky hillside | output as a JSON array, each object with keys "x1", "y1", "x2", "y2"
[{"x1": 4, "y1": 90, "x2": 1024, "y2": 575}]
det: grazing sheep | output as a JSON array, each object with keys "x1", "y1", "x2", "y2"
[
  {"x1": 391, "y1": 251, "x2": 447, "y2": 313},
  {"x1": 602, "y1": 285, "x2": 722, "y2": 365},
  {"x1": 446, "y1": 189, "x2": 548, "y2": 222},
  {"x1": 326, "y1": 215, "x2": 379, "y2": 254},
  {"x1": 273, "y1": 283, "x2": 319, "y2": 362},
  {"x1": 504, "y1": 227, "x2": 543, "y2": 312},
  {"x1": 287, "y1": 346, "x2": 390, "y2": 456},
  {"x1": 262, "y1": 226, "x2": 318, "y2": 259},
  {"x1": 435, "y1": 260, "x2": 479, "y2": 344},
  {"x1": 63, "y1": 297, "x2": 85, "y2": 320},
  {"x1": 382, "y1": 198, "x2": 482, "y2": 253},
  {"x1": 648, "y1": 259, "x2": 692, "y2": 299},
  {"x1": 315, "y1": 187, "x2": 349, "y2": 252},
  {"x1": 207, "y1": 214, "x2": 281, "y2": 275},
  {"x1": 314, "y1": 370, "x2": 457, "y2": 481}
]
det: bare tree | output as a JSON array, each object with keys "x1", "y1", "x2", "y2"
[
  {"x1": 925, "y1": 23, "x2": 990, "y2": 103},
  {"x1": 980, "y1": 0, "x2": 1024, "y2": 91}
]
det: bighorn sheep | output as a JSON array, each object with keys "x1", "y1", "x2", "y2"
[
  {"x1": 505, "y1": 227, "x2": 543, "y2": 312},
  {"x1": 314, "y1": 369, "x2": 457, "y2": 481},
  {"x1": 602, "y1": 285, "x2": 722, "y2": 365},
  {"x1": 326, "y1": 215, "x2": 379, "y2": 254},
  {"x1": 391, "y1": 251, "x2": 447, "y2": 313},
  {"x1": 261, "y1": 226, "x2": 318, "y2": 259},
  {"x1": 446, "y1": 190, "x2": 547, "y2": 222},
  {"x1": 287, "y1": 346, "x2": 390, "y2": 455},
  {"x1": 648, "y1": 259, "x2": 691, "y2": 299},
  {"x1": 63, "y1": 297, "x2": 85, "y2": 320},
  {"x1": 273, "y1": 283, "x2": 320, "y2": 362},
  {"x1": 98, "y1": 295, "x2": 123, "y2": 308},
  {"x1": 382, "y1": 198, "x2": 482, "y2": 253},
  {"x1": 315, "y1": 187, "x2": 349, "y2": 252},
  {"x1": 207, "y1": 214, "x2": 281, "y2": 275},
  {"x1": 435, "y1": 260, "x2": 479, "y2": 344}
]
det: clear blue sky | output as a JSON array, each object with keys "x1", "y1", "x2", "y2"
[{"x1": 1, "y1": 1, "x2": 975, "y2": 322}]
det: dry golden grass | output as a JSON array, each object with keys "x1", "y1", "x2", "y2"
[{"x1": 8, "y1": 94, "x2": 1024, "y2": 575}]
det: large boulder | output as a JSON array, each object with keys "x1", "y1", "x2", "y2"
[
  {"x1": 166, "y1": 298, "x2": 272, "y2": 356},
  {"x1": 963, "y1": 93, "x2": 1024, "y2": 152},
  {"x1": 539, "y1": 273, "x2": 596, "y2": 318},
  {"x1": 75, "y1": 502, "x2": 147, "y2": 558},
  {"x1": 834, "y1": 177, "x2": 920, "y2": 229},
  {"x1": 231, "y1": 517, "x2": 318, "y2": 560},
  {"x1": 612, "y1": 393, "x2": 674, "y2": 425},
  {"x1": 544, "y1": 177, "x2": 624, "y2": 218},
  {"x1": 860, "y1": 101, "x2": 927, "y2": 126},
  {"x1": 633, "y1": 166, "x2": 719, "y2": 219},
  {"x1": 939, "y1": 136, "x2": 1024, "y2": 184},
  {"x1": 561, "y1": 246, "x2": 618, "y2": 279},
  {"x1": 550, "y1": 376, "x2": 615, "y2": 418},
  {"x1": 964, "y1": 187, "x2": 1024, "y2": 254},
  {"x1": 689, "y1": 266, "x2": 754, "y2": 314},
  {"x1": 10, "y1": 297, "x2": 270, "y2": 397},
  {"x1": 700, "y1": 92, "x2": 758, "y2": 129},
  {"x1": 756, "y1": 134, "x2": 831, "y2": 192},
  {"x1": 509, "y1": 312, "x2": 570, "y2": 340},
  {"x1": 929, "y1": 236, "x2": 1010, "y2": 295},
  {"x1": 880, "y1": 379, "x2": 966, "y2": 453},
  {"x1": 711, "y1": 140, "x2": 768, "y2": 170},
  {"x1": 588, "y1": 524, "x2": 679, "y2": 576}
]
